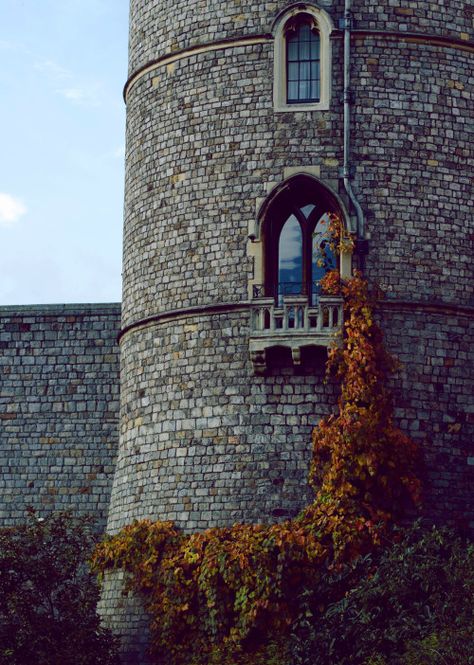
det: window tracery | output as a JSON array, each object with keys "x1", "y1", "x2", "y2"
[{"x1": 255, "y1": 176, "x2": 341, "y2": 300}]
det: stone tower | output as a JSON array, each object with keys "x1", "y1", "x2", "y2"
[{"x1": 102, "y1": 0, "x2": 473, "y2": 660}]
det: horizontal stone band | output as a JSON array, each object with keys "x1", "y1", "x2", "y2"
[
  {"x1": 118, "y1": 302, "x2": 249, "y2": 343},
  {"x1": 124, "y1": 29, "x2": 474, "y2": 102},
  {"x1": 124, "y1": 35, "x2": 272, "y2": 101},
  {"x1": 118, "y1": 298, "x2": 474, "y2": 344}
]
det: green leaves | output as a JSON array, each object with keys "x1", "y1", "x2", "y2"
[
  {"x1": 0, "y1": 511, "x2": 119, "y2": 665},
  {"x1": 289, "y1": 522, "x2": 474, "y2": 665},
  {"x1": 92, "y1": 271, "x2": 424, "y2": 665}
]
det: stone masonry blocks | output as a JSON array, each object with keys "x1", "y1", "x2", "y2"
[{"x1": 0, "y1": 304, "x2": 121, "y2": 530}]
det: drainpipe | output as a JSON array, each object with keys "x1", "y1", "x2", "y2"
[{"x1": 341, "y1": 0, "x2": 368, "y2": 266}]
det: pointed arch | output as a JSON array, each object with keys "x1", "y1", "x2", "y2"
[{"x1": 253, "y1": 174, "x2": 352, "y2": 303}]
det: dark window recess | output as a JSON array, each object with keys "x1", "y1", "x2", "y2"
[{"x1": 258, "y1": 175, "x2": 343, "y2": 306}]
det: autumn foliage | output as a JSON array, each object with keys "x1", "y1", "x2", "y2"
[
  {"x1": 92, "y1": 262, "x2": 422, "y2": 665},
  {"x1": 299, "y1": 269, "x2": 422, "y2": 560}
]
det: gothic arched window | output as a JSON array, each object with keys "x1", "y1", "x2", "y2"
[
  {"x1": 272, "y1": 205, "x2": 336, "y2": 305},
  {"x1": 257, "y1": 175, "x2": 346, "y2": 305}
]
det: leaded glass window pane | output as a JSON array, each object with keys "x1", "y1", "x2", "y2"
[
  {"x1": 288, "y1": 81, "x2": 298, "y2": 101},
  {"x1": 310, "y1": 80, "x2": 320, "y2": 100},
  {"x1": 300, "y1": 37, "x2": 310, "y2": 60},
  {"x1": 278, "y1": 215, "x2": 303, "y2": 301},
  {"x1": 288, "y1": 62, "x2": 299, "y2": 80},
  {"x1": 300, "y1": 62, "x2": 310, "y2": 81},
  {"x1": 286, "y1": 22, "x2": 320, "y2": 103},
  {"x1": 310, "y1": 39, "x2": 320, "y2": 60},
  {"x1": 301, "y1": 204, "x2": 315, "y2": 219},
  {"x1": 288, "y1": 40, "x2": 298, "y2": 60},
  {"x1": 299, "y1": 79, "x2": 309, "y2": 100}
]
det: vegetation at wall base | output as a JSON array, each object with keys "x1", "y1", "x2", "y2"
[
  {"x1": 0, "y1": 510, "x2": 119, "y2": 665},
  {"x1": 289, "y1": 520, "x2": 474, "y2": 665}
]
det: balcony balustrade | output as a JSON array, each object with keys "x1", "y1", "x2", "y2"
[{"x1": 249, "y1": 288, "x2": 343, "y2": 373}]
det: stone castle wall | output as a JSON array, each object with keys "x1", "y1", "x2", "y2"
[
  {"x1": 107, "y1": 308, "x2": 332, "y2": 533},
  {"x1": 0, "y1": 304, "x2": 120, "y2": 530},
  {"x1": 381, "y1": 303, "x2": 474, "y2": 523},
  {"x1": 127, "y1": 0, "x2": 471, "y2": 74},
  {"x1": 1, "y1": 1, "x2": 471, "y2": 661},
  {"x1": 103, "y1": 2, "x2": 473, "y2": 656},
  {"x1": 115, "y1": 0, "x2": 473, "y2": 530}
]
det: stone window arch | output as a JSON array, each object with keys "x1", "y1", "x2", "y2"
[
  {"x1": 251, "y1": 174, "x2": 352, "y2": 303},
  {"x1": 273, "y1": 4, "x2": 334, "y2": 112}
]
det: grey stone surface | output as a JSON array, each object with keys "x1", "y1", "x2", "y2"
[
  {"x1": 105, "y1": 1, "x2": 473, "y2": 658},
  {"x1": 0, "y1": 304, "x2": 120, "y2": 531},
  {"x1": 0, "y1": 1, "x2": 473, "y2": 662}
]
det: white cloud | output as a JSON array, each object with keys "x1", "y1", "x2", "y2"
[
  {"x1": 113, "y1": 145, "x2": 125, "y2": 159},
  {"x1": 34, "y1": 58, "x2": 71, "y2": 81},
  {"x1": 61, "y1": 87, "x2": 86, "y2": 101},
  {"x1": 0, "y1": 39, "x2": 17, "y2": 50},
  {"x1": 0, "y1": 193, "x2": 27, "y2": 226},
  {"x1": 58, "y1": 85, "x2": 101, "y2": 107},
  {"x1": 33, "y1": 58, "x2": 102, "y2": 107}
]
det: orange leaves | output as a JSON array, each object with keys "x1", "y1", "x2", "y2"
[
  {"x1": 92, "y1": 273, "x2": 423, "y2": 665},
  {"x1": 310, "y1": 271, "x2": 422, "y2": 561},
  {"x1": 93, "y1": 519, "x2": 326, "y2": 663},
  {"x1": 320, "y1": 268, "x2": 342, "y2": 296}
]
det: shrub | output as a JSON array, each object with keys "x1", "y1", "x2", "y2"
[
  {"x1": 0, "y1": 510, "x2": 119, "y2": 665},
  {"x1": 289, "y1": 521, "x2": 474, "y2": 665}
]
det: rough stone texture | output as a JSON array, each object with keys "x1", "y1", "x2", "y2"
[
  {"x1": 99, "y1": 570, "x2": 152, "y2": 665},
  {"x1": 104, "y1": 1, "x2": 474, "y2": 659},
  {"x1": 353, "y1": 39, "x2": 473, "y2": 306},
  {"x1": 127, "y1": 0, "x2": 472, "y2": 75},
  {"x1": 123, "y1": 12, "x2": 473, "y2": 327},
  {"x1": 0, "y1": 1, "x2": 472, "y2": 662},
  {"x1": 108, "y1": 309, "x2": 332, "y2": 533},
  {"x1": 381, "y1": 303, "x2": 474, "y2": 523},
  {"x1": 0, "y1": 304, "x2": 120, "y2": 530},
  {"x1": 122, "y1": 42, "x2": 345, "y2": 325}
]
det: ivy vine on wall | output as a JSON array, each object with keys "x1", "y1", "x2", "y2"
[{"x1": 92, "y1": 221, "x2": 422, "y2": 665}]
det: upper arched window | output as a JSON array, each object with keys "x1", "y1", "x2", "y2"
[{"x1": 273, "y1": 5, "x2": 333, "y2": 112}]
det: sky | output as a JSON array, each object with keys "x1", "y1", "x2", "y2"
[{"x1": 0, "y1": 0, "x2": 129, "y2": 305}]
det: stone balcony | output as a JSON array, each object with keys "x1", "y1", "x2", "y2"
[{"x1": 249, "y1": 294, "x2": 343, "y2": 373}]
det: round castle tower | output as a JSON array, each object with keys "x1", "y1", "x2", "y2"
[{"x1": 102, "y1": 0, "x2": 473, "y2": 659}]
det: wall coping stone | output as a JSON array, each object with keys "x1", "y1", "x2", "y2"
[{"x1": 0, "y1": 303, "x2": 121, "y2": 317}]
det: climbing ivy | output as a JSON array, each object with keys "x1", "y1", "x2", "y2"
[
  {"x1": 92, "y1": 238, "x2": 422, "y2": 664},
  {"x1": 299, "y1": 267, "x2": 421, "y2": 560}
]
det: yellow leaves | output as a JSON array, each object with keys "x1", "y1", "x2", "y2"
[
  {"x1": 361, "y1": 306, "x2": 372, "y2": 325},
  {"x1": 320, "y1": 269, "x2": 342, "y2": 296},
  {"x1": 91, "y1": 272, "x2": 422, "y2": 665},
  {"x1": 309, "y1": 272, "x2": 422, "y2": 561}
]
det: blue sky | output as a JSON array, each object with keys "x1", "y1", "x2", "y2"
[{"x1": 0, "y1": 0, "x2": 128, "y2": 305}]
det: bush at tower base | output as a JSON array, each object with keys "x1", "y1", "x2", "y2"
[{"x1": 288, "y1": 521, "x2": 474, "y2": 665}]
